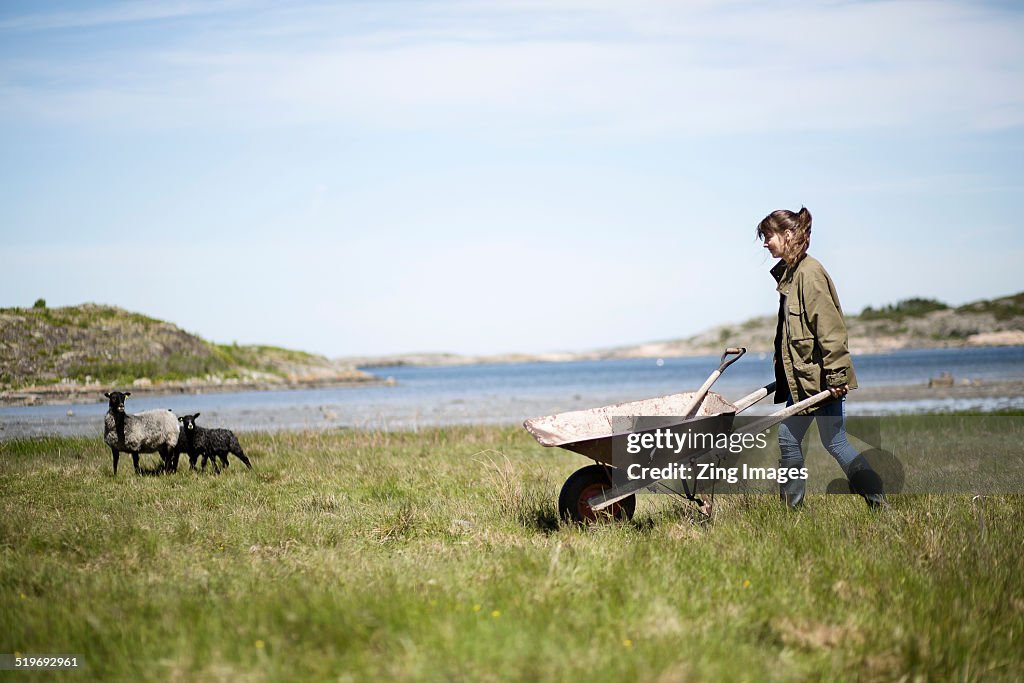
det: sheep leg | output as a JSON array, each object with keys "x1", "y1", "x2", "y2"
[
  {"x1": 232, "y1": 446, "x2": 253, "y2": 470},
  {"x1": 132, "y1": 452, "x2": 141, "y2": 474},
  {"x1": 111, "y1": 447, "x2": 120, "y2": 475},
  {"x1": 188, "y1": 453, "x2": 199, "y2": 470},
  {"x1": 201, "y1": 452, "x2": 222, "y2": 473}
]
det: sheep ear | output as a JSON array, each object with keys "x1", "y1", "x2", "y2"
[
  {"x1": 178, "y1": 416, "x2": 183, "y2": 422},
  {"x1": 124, "y1": 391, "x2": 132, "y2": 397},
  {"x1": 103, "y1": 392, "x2": 110, "y2": 398},
  {"x1": 194, "y1": 412, "x2": 200, "y2": 419}
]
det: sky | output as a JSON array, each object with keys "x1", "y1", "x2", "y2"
[{"x1": 1, "y1": 0, "x2": 1022, "y2": 358}]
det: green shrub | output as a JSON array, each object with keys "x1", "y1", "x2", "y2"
[
  {"x1": 860, "y1": 297, "x2": 949, "y2": 320},
  {"x1": 955, "y1": 292, "x2": 1024, "y2": 320}
]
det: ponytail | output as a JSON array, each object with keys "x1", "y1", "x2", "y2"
[
  {"x1": 795, "y1": 207, "x2": 811, "y2": 232},
  {"x1": 756, "y1": 206, "x2": 812, "y2": 266}
]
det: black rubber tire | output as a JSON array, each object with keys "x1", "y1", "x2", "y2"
[{"x1": 558, "y1": 464, "x2": 636, "y2": 524}]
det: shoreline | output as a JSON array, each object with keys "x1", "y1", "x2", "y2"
[
  {"x1": 0, "y1": 373, "x2": 391, "y2": 408},
  {"x1": 1, "y1": 377, "x2": 1021, "y2": 416},
  {"x1": 1, "y1": 378, "x2": 1021, "y2": 442},
  {"x1": 349, "y1": 341, "x2": 1024, "y2": 370},
  {"x1": 847, "y1": 379, "x2": 1024, "y2": 403}
]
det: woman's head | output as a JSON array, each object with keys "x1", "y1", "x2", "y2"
[{"x1": 756, "y1": 207, "x2": 812, "y2": 266}]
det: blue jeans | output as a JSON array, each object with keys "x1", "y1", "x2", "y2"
[{"x1": 777, "y1": 394, "x2": 861, "y2": 507}]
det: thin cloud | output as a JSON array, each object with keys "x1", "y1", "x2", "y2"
[
  {"x1": 1, "y1": 0, "x2": 1021, "y2": 135},
  {"x1": 0, "y1": 0, "x2": 252, "y2": 32}
]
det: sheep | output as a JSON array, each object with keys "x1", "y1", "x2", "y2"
[
  {"x1": 169, "y1": 416, "x2": 222, "y2": 472},
  {"x1": 102, "y1": 391, "x2": 179, "y2": 475},
  {"x1": 174, "y1": 413, "x2": 252, "y2": 472}
]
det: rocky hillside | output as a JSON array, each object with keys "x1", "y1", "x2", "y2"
[
  {"x1": 602, "y1": 292, "x2": 1024, "y2": 359},
  {"x1": 0, "y1": 303, "x2": 373, "y2": 399}
]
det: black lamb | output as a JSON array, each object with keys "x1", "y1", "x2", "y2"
[{"x1": 174, "y1": 413, "x2": 252, "y2": 472}]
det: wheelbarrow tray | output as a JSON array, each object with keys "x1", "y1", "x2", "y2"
[{"x1": 523, "y1": 390, "x2": 738, "y2": 465}]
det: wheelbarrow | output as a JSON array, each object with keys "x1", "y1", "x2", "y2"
[{"x1": 523, "y1": 348, "x2": 835, "y2": 522}]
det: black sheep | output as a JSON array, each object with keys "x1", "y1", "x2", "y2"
[{"x1": 175, "y1": 413, "x2": 252, "y2": 472}]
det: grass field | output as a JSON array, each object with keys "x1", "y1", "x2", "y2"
[{"x1": 1, "y1": 421, "x2": 1022, "y2": 682}]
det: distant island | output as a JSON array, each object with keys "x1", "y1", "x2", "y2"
[
  {"x1": 2, "y1": 292, "x2": 1022, "y2": 405},
  {"x1": 345, "y1": 292, "x2": 1024, "y2": 367},
  {"x1": 0, "y1": 302, "x2": 376, "y2": 405}
]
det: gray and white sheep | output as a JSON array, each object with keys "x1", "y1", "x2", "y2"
[
  {"x1": 103, "y1": 391, "x2": 179, "y2": 474},
  {"x1": 174, "y1": 413, "x2": 252, "y2": 472}
]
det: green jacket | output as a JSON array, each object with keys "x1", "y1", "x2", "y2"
[{"x1": 771, "y1": 255, "x2": 857, "y2": 405}]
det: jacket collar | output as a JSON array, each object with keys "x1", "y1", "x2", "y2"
[
  {"x1": 771, "y1": 254, "x2": 807, "y2": 296},
  {"x1": 770, "y1": 259, "x2": 792, "y2": 295}
]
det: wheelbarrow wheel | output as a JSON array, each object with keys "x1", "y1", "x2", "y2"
[{"x1": 558, "y1": 464, "x2": 635, "y2": 524}]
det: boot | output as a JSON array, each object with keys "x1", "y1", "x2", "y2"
[
  {"x1": 847, "y1": 455, "x2": 888, "y2": 508},
  {"x1": 779, "y1": 457, "x2": 805, "y2": 509}
]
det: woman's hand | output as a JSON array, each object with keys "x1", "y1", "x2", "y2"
[{"x1": 828, "y1": 384, "x2": 849, "y2": 399}]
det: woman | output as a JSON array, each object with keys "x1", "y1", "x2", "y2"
[{"x1": 757, "y1": 207, "x2": 886, "y2": 508}]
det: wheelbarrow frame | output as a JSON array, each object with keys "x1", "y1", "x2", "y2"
[
  {"x1": 523, "y1": 348, "x2": 834, "y2": 522},
  {"x1": 585, "y1": 386, "x2": 833, "y2": 514}
]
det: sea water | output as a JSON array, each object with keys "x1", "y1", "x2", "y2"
[{"x1": 2, "y1": 346, "x2": 1023, "y2": 439}]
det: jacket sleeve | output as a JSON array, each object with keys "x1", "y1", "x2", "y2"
[{"x1": 801, "y1": 270, "x2": 854, "y2": 388}]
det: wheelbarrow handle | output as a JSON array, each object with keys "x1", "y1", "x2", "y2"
[
  {"x1": 732, "y1": 380, "x2": 777, "y2": 413},
  {"x1": 718, "y1": 347, "x2": 746, "y2": 373},
  {"x1": 680, "y1": 347, "x2": 748, "y2": 418}
]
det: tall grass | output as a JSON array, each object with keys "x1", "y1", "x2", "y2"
[{"x1": 1, "y1": 422, "x2": 1021, "y2": 682}]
